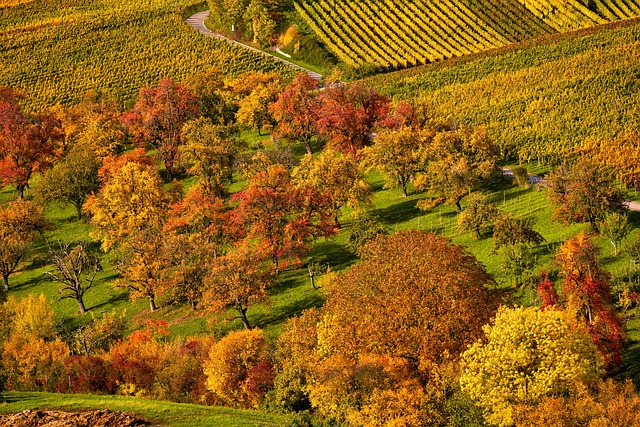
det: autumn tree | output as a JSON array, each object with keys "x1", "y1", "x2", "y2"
[
  {"x1": 456, "y1": 193, "x2": 499, "y2": 239},
  {"x1": 121, "y1": 78, "x2": 200, "y2": 180},
  {"x1": 236, "y1": 80, "x2": 282, "y2": 135},
  {"x1": 292, "y1": 149, "x2": 371, "y2": 226},
  {"x1": 44, "y1": 241, "x2": 100, "y2": 314},
  {"x1": 362, "y1": 126, "x2": 433, "y2": 197},
  {"x1": 547, "y1": 158, "x2": 625, "y2": 232},
  {"x1": 278, "y1": 230, "x2": 500, "y2": 423},
  {"x1": 203, "y1": 244, "x2": 275, "y2": 329},
  {"x1": 233, "y1": 160, "x2": 334, "y2": 270},
  {"x1": 272, "y1": 74, "x2": 320, "y2": 154},
  {"x1": 164, "y1": 186, "x2": 239, "y2": 309},
  {"x1": 180, "y1": 118, "x2": 240, "y2": 195},
  {"x1": 184, "y1": 67, "x2": 236, "y2": 125},
  {"x1": 581, "y1": 130, "x2": 640, "y2": 189},
  {"x1": 317, "y1": 83, "x2": 389, "y2": 156},
  {"x1": 35, "y1": 143, "x2": 101, "y2": 220},
  {"x1": 460, "y1": 306, "x2": 603, "y2": 427},
  {"x1": 0, "y1": 87, "x2": 60, "y2": 198},
  {"x1": 84, "y1": 150, "x2": 170, "y2": 251},
  {"x1": 203, "y1": 328, "x2": 272, "y2": 407},
  {"x1": 555, "y1": 231, "x2": 625, "y2": 370},
  {"x1": 113, "y1": 228, "x2": 175, "y2": 312},
  {"x1": 0, "y1": 199, "x2": 49, "y2": 292},
  {"x1": 415, "y1": 126, "x2": 500, "y2": 212},
  {"x1": 244, "y1": 0, "x2": 277, "y2": 46}
]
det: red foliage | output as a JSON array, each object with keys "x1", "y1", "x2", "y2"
[
  {"x1": 317, "y1": 83, "x2": 389, "y2": 156},
  {"x1": 62, "y1": 356, "x2": 111, "y2": 393},
  {"x1": 243, "y1": 359, "x2": 275, "y2": 401},
  {"x1": 0, "y1": 87, "x2": 60, "y2": 198},
  {"x1": 537, "y1": 272, "x2": 560, "y2": 309},
  {"x1": 121, "y1": 78, "x2": 200, "y2": 180}
]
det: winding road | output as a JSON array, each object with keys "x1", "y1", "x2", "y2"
[{"x1": 186, "y1": 10, "x2": 322, "y2": 81}]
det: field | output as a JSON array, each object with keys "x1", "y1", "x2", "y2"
[
  {"x1": 0, "y1": 0, "x2": 295, "y2": 111},
  {"x1": 363, "y1": 17, "x2": 640, "y2": 162},
  {"x1": 295, "y1": 0, "x2": 639, "y2": 69}
]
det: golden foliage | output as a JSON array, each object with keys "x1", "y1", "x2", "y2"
[{"x1": 460, "y1": 306, "x2": 603, "y2": 427}]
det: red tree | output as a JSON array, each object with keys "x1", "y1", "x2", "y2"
[
  {"x1": 0, "y1": 87, "x2": 59, "y2": 198},
  {"x1": 272, "y1": 74, "x2": 320, "y2": 154},
  {"x1": 232, "y1": 164, "x2": 335, "y2": 271},
  {"x1": 317, "y1": 83, "x2": 390, "y2": 156},
  {"x1": 121, "y1": 79, "x2": 200, "y2": 180}
]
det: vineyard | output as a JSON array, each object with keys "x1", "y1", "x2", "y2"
[
  {"x1": 296, "y1": 0, "x2": 640, "y2": 68},
  {"x1": 363, "y1": 17, "x2": 640, "y2": 162},
  {"x1": 0, "y1": 0, "x2": 295, "y2": 111}
]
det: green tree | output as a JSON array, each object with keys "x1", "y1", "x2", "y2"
[
  {"x1": 35, "y1": 144, "x2": 101, "y2": 220},
  {"x1": 457, "y1": 193, "x2": 498, "y2": 239},
  {"x1": 599, "y1": 211, "x2": 631, "y2": 256}
]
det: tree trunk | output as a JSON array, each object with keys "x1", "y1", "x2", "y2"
[
  {"x1": 455, "y1": 199, "x2": 463, "y2": 213},
  {"x1": 166, "y1": 165, "x2": 173, "y2": 182},
  {"x1": 238, "y1": 306, "x2": 252, "y2": 330},
  {"x1": 75, "y1": 203, "x2": 84, "y2": 221},
  {"x1": 16, "y1": 185, "x2": 25, "y2": 199},
  {"x1": 76, "y1": 297, "x2": 87, "y2": 314},
  {"x1": 400, "y1": 177, "x2": 408, "y2": 197},
  {"x1": 3, "y1": 275, "x2": 8, "y2": 292},
  {"x1": 304, "y1": 138, "x2": 313, "y2": 155},
  {"x1": 149, "y1": 296, "x2": 157, "y2": 311}
]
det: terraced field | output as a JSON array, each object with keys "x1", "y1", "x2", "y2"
[
  {"x1": 0, "y1": 0, "x2": 295, "y2": 111},
  {"x1": 296, "y1": 0, "x2": 640, "y2": 68}
]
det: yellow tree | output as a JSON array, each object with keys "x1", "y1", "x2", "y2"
[
  {"x1": 180, "y1": 118, "x2": 240, "y2": 196},
  {"x1": 460, "y1": 306, "x2": 603, "y2": 427},
  {"x1": 292, "y1": 149, "x2": 371, "y2": 227},
  {"x1": 84, "y1": 150, "x2": 170, "y2": 251},
  {"x1": 0, "y1": 199, "x2": 49, "y2": 292},
  {"x1": 236, "y1": 81, "x2": 282, "y2": 135},
  {"x1": 362, "y1": 126, "x2": 434, "y2": 197},
  {"x1": 416, "y1": 126, "x2": 500, "y2": 212}
]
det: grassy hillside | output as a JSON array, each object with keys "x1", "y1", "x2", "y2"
[
  {"x1": 362, "y1": 17, "x2": 640, "y2": 162},
  {"x1": 0, "y1": 392, "x2": 292, "y2": 426},
  {"x1": 0, "y1": 0, "x2": 295, "y2": 111},
  {"x1": 296, "y1": 0, "x2": 638, "y2": 69}
]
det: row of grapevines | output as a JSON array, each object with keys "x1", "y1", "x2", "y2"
[
  {"x1": 362, "y1": 17, "x2": 640, "y2": 162},
  {"x1": 296, "y1": 0, "x2": 640, "y2": 69},
  {"x1": 0, "y1": 0, "x2": 296, "y2": 111}
]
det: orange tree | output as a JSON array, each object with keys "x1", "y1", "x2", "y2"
[{"x1": 275, "y1": 230, "x2": 501, "y2": 423}]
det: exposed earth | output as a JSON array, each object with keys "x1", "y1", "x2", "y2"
[{"x1": 0, "y1": 409, "x2": 160, "y2": 427}]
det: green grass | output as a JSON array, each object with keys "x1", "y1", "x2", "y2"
[{"x1": 0, "y1": 392, "x2": 291, "y2": 427}]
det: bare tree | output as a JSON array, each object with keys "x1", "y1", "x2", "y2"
[{"x1": 45, "y1": 241, "x2": 100, "y2": 314}]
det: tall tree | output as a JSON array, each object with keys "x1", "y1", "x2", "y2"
[
  {"x1": 44, "y1": 241, "x2": 100, "y2": 314},
  {"x1": 415, "y1": 126, "x2": 500, "y2": 212},
  {"x1": 121, "y1": 79, "x2": 200, "y2": 181},
  {"x1": 555, "y1": 231, "x2": 625, "y2": 370},
  {"x1": 547, "y1": 158, "x2": 625, "y2": 232},
  {"x1": 0, "y1": 200, "x2": 49, "y2": 292},
  {"x1": 84, "y1": 150, "x2": 170, "y2": 251},
  {"x1": 184, "y1": 67, "x2": 236, "y2": 125},
  {"x1": 272, "y1": 74, "x2": 320, "y2": 154},
  {"x1": 0, "y1": 87, "x2": 59, "y2": 198},
  {"x1": 180, "y1": 118, "x2": 240, "y2": 196},
  {"x1": 233, "y1": 161, "x2": 334, "y2": 270},
  {"x1": 203, "y1": 244, "x2": 275, "y2": 330},
  {"x1": 236, "y1": 80, "x2": 281, "y2": 135},
  {"x1": 460, "y1": 306, "x2": 603, "y2": 427},
  {"x1": 292, "y1": 149, "x2": 371, "y2": 227},
  {"x1": 317, "y1": 83, "x2": 389, "y2": 156}
]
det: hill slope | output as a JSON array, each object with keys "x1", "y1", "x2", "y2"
[
  {"x1": 0, "y1": 0, "x2": 295, "y2": 111},
  {"x1": 296, "y1": 0, "x2": 639, "y2": 69}
]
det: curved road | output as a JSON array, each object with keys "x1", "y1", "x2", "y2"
[{"x1": 186, "y1": 10, "x2": 322, "y2": 81}]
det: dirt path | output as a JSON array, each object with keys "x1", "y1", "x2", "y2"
[{"x1": 185, "y1": 10, "x2": 322, "y2": 81}]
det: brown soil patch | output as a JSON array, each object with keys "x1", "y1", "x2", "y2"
[{"x1": 0, "y1": 409, "x2": 160, "y2": 427}]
